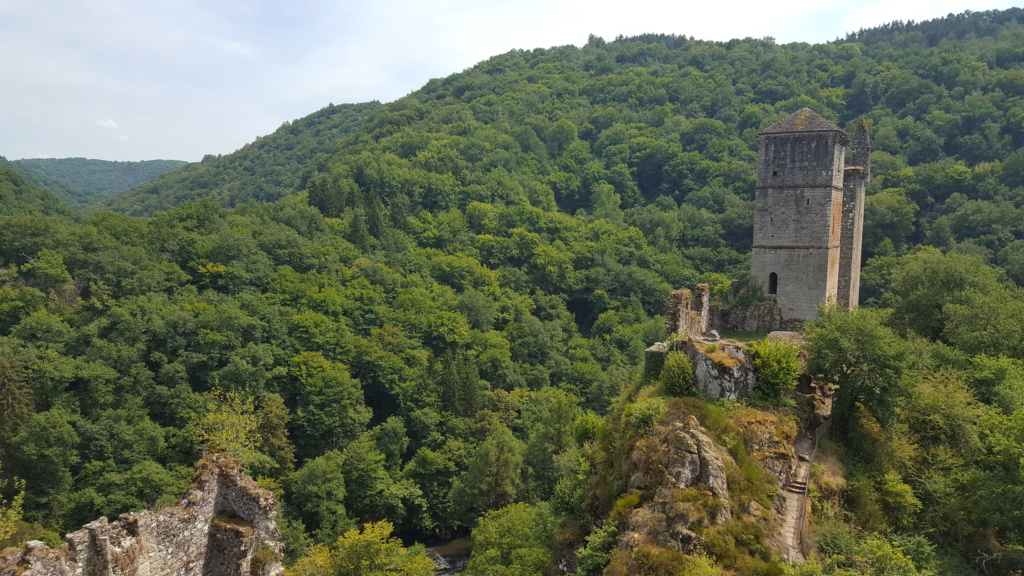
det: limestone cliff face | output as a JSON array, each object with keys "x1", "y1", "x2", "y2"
[
  {"x1": 0, "y1": 453, "x2": 283, "y2": 576},
  {"x1": 611, "y1": 408, "x2": 805, "y2": 565}
]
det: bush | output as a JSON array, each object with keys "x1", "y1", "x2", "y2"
[
  {"x1": 661, "y1": 352, "x2": 697, "y2": 397},
  {"x1": 250, "y1": 543, "x2": 278, "y2": 571},
  {"x1": 464, "y1": 503, "x2": 556, "y2": 576},
  {"x1": 625, "y1": 397, "x2": 667, "y2": 435},
  {"x1": 605, "y1": 546, "x2": 720, "y2": 576},
  {"x1": 572, "y1": 522, "x2": 618, "y2": 576},
  {"x1": 812, "y1": 523, "x2": 929, "y2": 576},
  {"x1": 702, "y1": 519, "x2": 769, "y2": 567},
  {"x1": 288, "y1": 521, "x2": 434, "y2": 576},
  {"x1": 609, "y1": 494, "x2": 640, "y2": 523},
  {"x1": 748, "y1": 338, "x2": 800, "y2": 397}
]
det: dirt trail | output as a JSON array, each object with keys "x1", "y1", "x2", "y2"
[{"x1": 778, "y1": 435, "x2": 815, "y2": 563}]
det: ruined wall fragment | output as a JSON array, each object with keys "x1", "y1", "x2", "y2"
[{"x1": 0, "y1": 453, "x2": 283, "y2": 576}]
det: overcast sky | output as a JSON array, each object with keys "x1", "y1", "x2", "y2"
[{"x1": 0, "y1": 0, "x2": 1017, "y2": 162}]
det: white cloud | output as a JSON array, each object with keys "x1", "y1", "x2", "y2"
[
  {"x1": 96, "y1": 118, "x2": 120, "y2": 130},
  {"x1": 223, "y1": 41, "x2": 255, "y2": 56}
]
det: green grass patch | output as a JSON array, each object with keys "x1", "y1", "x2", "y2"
[{"x1": 720, "y1": 331, "x2": 771, "y2": 342}]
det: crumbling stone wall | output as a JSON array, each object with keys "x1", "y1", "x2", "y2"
[
  {"x1": 721, "y1": 295, "x2": 802, "y2": 333},
  {"x1": 665, "y1": 283, "x2": 711, "y2": 338},
  {"x1": 837, "y1": 121, "x2": 871, "y2": 309},
  {"x1": 0, "y1": 453, "x2": 283, "y2": 576},
  {"x1": 651, "y1": 283, "x2": 759, "y2": 400}
]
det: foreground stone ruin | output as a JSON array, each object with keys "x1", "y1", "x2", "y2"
[{"x1": 0, "y1": 453, "x2": 283, "y2": 576}]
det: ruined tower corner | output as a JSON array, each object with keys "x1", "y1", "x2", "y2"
[
  {"x1": 664, "y1": 283, "x2": 713, "y2": 340},
  {"x1": 837, "y1": 119, "x2": 871, "y2": 310}
]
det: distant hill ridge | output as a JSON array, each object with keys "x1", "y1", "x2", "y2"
[
  {"x1": 7, "y1": 157, "x2": 186, "y2": 207},
  {"x1": 0, "y1": 163, "x2": 73, "y2": 217}
]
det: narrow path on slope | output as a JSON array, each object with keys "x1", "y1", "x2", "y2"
[{"x1": 779, "y1": 435, "x2": 815, "y2": 564}]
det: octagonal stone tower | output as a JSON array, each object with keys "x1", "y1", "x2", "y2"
[{"x1": 751, "y1": 108, "x2": 868, "y2": 321}]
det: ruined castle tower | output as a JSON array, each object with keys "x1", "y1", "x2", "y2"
[
  {"x1": 837, "y1": 121, "x2": 871, "y2": 308},
  {"x1": 751, "y1": 108, "x2": 869, "y2": 321}
]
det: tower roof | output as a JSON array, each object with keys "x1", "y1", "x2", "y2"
[{"x1": 758, "y1": 108, "x2": 844, "y2": 136}]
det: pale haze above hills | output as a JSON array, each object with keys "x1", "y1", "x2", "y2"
[{"x1": 1, "y1": 0, "x2": 1019, "y2": 163}]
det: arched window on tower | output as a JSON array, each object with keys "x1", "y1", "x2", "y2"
[{"x1": 768, "y1": 272, "x2": 778, "y2": 295}]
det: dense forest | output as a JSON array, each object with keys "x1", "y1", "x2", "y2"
[
  {"x1": 1, "y1": 157, "x2": 186, "y2": 208},
  {"x1": 2, "y1": 8, "x2": 1024, "y2": 576}
]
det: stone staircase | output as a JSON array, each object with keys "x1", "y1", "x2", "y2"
[{"x1": 785, "y1": 478, "x2": 808, "y2": 495}]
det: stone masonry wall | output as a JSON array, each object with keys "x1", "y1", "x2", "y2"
[
  {"x1": 750, "y1": 211, "x2": 841, "y2": 322},
  {"x1": 837, "y1": 122, "x2": 870, "y2": 309},
  {"x1": 756, "y1": 132, "x2": 846, "y2": 190},
  {"x1": 0, "y1": 453, "x2": 284, "y2": 576},
  {"x1": 665, "y1": 283, "x2": 710, "y2": 339},
  {"x1": 837, "y1": 167, "x2": 866, "y2": 308},
  {"x1": 752, "y1": 129, "x2": 846, "y2": 321}
]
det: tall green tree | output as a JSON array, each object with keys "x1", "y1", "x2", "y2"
[
  {"x1": 464, "y1": 503, "x2": 556, "y2": 576},
  {"x1": 257, "y1": 393, "x2": 296, "y2": 476},
  {"x1": 805, "y1": 307, "x2": 908, "y2": 434},
  {"x1": 289, "y1": 450, "x2": 353, "y2": 544},
  {"x1": 887, "y1": 248, "x2": 1008, "y2": 340},
  {"x1": 289, "y1": 521, "x2": 435, "y2": 576},
  {"x1": 0, "y1": 357, "x2": 33, "y2": 458},
  {"x1": 289, "y1": 353, "x2": 371, "y2": 458},
  {"x1": 451, "y1": 424, "x2": 525, "y2": 520}
]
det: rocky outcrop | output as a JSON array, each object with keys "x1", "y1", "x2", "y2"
[
  {"x1": 0, "y1": 453, "x2": 283, "y2": 576},
  {"x1": 667, "y1": 420, "x2": 730, "y2": 507},
  {"x1": 732, "y1": 410, "x2": 798, "y2": 490},
  {"x1": 619, "y1": 418, "x2": 732, "y2": 553},
  {"x1": 676, "y1": 337, "x2": 757, "y2": 400},
  {"x1": 644, "y1": 335, "x2": 759, "y2": 400}
]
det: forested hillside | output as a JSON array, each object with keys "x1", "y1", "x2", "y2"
[
  {"x1": 0, "y1": 164, "x2": 74, "y2": 218},
  {"x1": 1, "y1": 8, "x2": 1024, "y2": 576},
  {"x1": 0, "y1": 158, "x2": 97, "y2": 209},
  {"x1": 6, "y1": 157, "x2": 186, "y2": 208},
  {"x1": 104, "y1": 103, "x2": 382, "y2": 214},
  {"x1": 109, "y1": 8, "x2": 1024, "y2": 285}
]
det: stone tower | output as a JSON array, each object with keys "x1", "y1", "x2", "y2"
[
  {"x1": 751, "y1": 108, "x2": 868, "y2": 321},
  {"x1": 837, "y1": 121, "x2": 871, "y2": 307}
]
